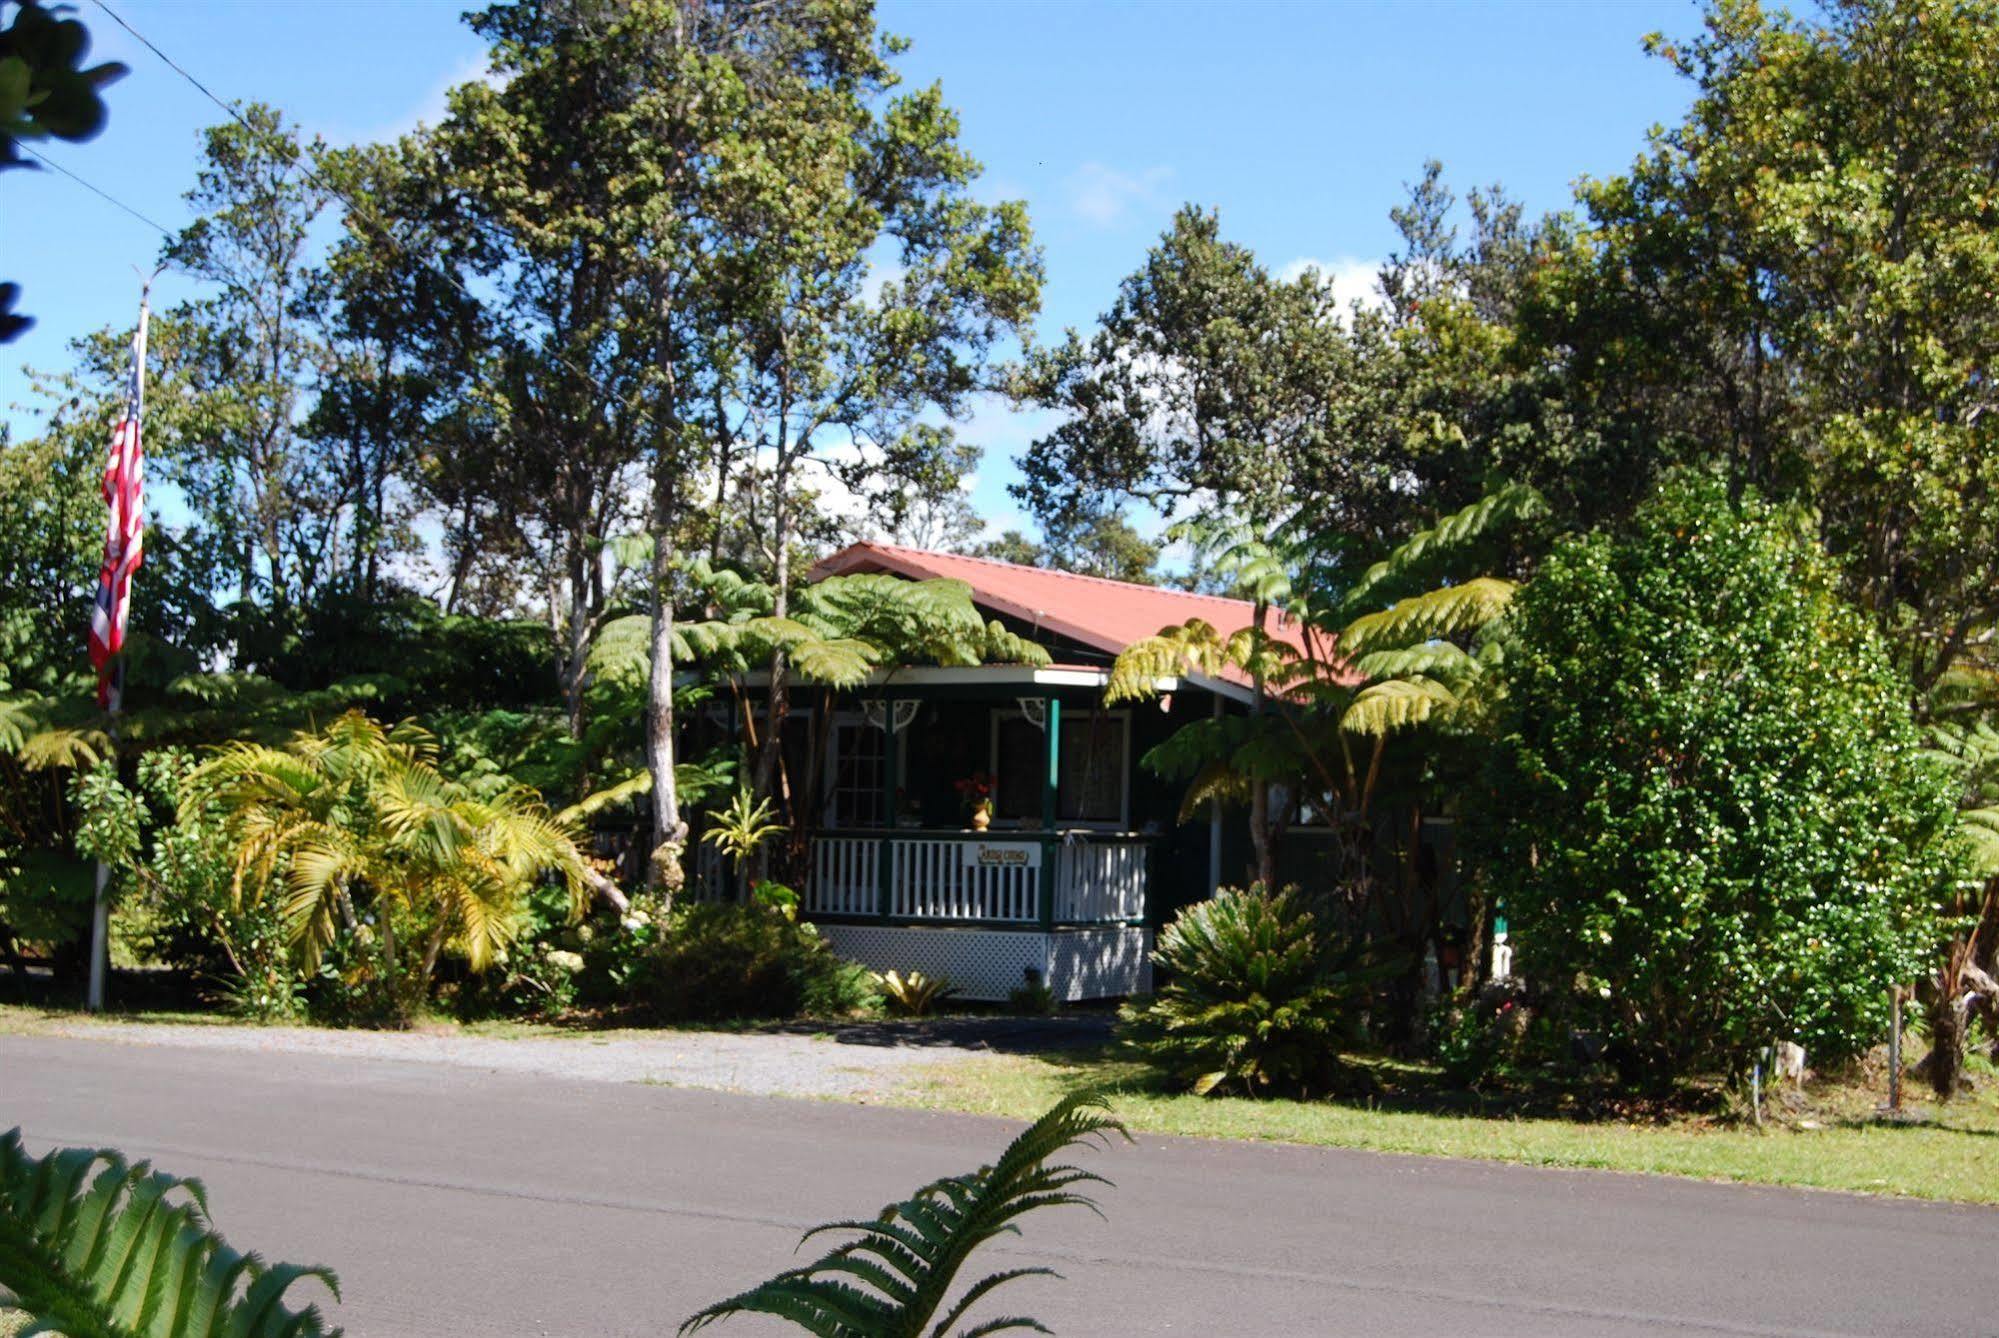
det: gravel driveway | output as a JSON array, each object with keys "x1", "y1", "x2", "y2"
[{"x1": 16, "y1": 1013, "x2": 1107, "y2": 1099}]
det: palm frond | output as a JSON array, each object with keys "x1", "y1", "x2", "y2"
[
  {"x1": 1106, "y1": 621, "x2": 1227, "y2": 704},
  {"x1": 1167, "y1": 517, "x2": 1294, "y2": 607},
  {"x1": 787, "y1": 637, "x2": 882, "y2": 689},
  {"x1": 682, "y1": 1091, "x2": 1126, "y2": 1338},
  {"x1": 0, "y1": 1128, "x2": 340, "y2": 1337},
  {"x1": 980, "y1": 621, "x2": 1053, "y2": 668},
  {"x1": 557, "y1": 769, "x2": 655, "y2": 825},
  {"x1": 1958, "y1": 806, "x2": 1999, "y2": 878},
  {"x1": 590, "y1": 614, "x2": 655, "y2": 684}
]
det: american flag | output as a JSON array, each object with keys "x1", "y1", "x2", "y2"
[{"x1": 87, "y1": 323, "x2": 146, "y2": 710}]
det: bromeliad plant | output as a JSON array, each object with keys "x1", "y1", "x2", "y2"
[
  {"x1": 0, "y1": 1128, "x2": 340, "y2": 1336},
  {"x1": 1120, "y1": 885, "x2": 1383, "y2": 1097},
  {"x1": 876, "y1": 968, "x2": 955, "y2": 1018},
  {"x1": 682, "y1": 1091, "x2": 1126, "y2": 1337}
]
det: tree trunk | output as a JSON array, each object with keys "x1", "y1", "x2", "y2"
[
  {"x1": 559, "y1": 534, "x2": 594, "y2": 738},
  {"x1": 1925, "y1": 975, "x2": 1966, "y2": 1101},
  {"x1": 755, "y1": 479, "x2": 794, "y2": 806},
  {"x1": 1248, "y1": 599, "x2": 1275, "y2": 887},
  {"x1": 645, "y1": 483, "x2": 688, "y2": 901}
]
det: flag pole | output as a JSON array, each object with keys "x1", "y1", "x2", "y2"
[{"x1": 86, "y1": 276, "x2": 154, "y2": 1014}]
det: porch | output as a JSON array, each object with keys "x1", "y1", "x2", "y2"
[
  {"x1": 696, "y1": 663, "x2": 1226, "y2": 1000},
  {"x1": 805, "y1": 828, "x2": 1152, "y2": 1001}
]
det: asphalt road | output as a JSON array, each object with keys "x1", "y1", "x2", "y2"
[{"x1": 4, "y1": 1034, "x2": 1994, "y2": 1337}]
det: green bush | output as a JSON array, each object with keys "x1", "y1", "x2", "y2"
[
  {"x1": 589, "y1": 900, "x2": 877, "y2": 1023},
  {"x1": 449, "y1": 881, "x2": 585, "y2": 1022},
  {"x1": 1426, "y1": 983, "x2": 1533, "y2": 1088},
  {"x1": 1119, "y1": 884, "x2": 1376, "y2": 1097},
  {"x1": 1479, "y1": 473, "x2": 1962, "y2": 1083}
]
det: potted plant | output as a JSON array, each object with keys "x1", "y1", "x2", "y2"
[{"x1": 955, "y1": 772, "x2": 995, "y2": 831}]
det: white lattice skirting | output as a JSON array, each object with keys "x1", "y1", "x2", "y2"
[{"x1": 818, "y1": 925, "x2": 1153, "y2": 1002}]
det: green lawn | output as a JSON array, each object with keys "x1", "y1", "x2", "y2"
[{"x1": 884, "y1": 1048, "x2": 1999, "y2": 1206}]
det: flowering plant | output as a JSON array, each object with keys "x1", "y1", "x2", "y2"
[{"x1": 953, "y1": 772, "x2": 994, "y2": 814}]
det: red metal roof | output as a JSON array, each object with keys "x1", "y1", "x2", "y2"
[{"x1": 809, "y1": 541, "x2": 1334, "y2": 690}]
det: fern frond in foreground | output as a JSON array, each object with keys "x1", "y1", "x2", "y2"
[
  {"x1": 0, "y1": 1128, "x2": 340, "y2": 1337},
  {"x1": 681, "y1": 1092, "x2": 1127, "y2": 1337}
]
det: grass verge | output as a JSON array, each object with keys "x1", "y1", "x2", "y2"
[{"x1": 883, "y1": 1047, "x2": 1999, "y2": 1205}]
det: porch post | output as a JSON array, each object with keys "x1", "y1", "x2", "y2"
[
  {"x1": 1207, "y1": 692, "x2": 1224, "y2": 897},
  {"x1": 878, "y1": 694, "x2": 897, "y2": 922},
  {"x1": 1038, "y1": 695, "x2": 1059, "y2": 930}
]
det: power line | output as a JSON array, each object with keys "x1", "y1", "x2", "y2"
[
  {"x1": 22, "y1": 143, "x2": 176, "y2": 241},
  {"x1": 90, "y1": 0, "x2": 245, "y2": 135}
]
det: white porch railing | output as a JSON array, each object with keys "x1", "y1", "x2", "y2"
[
  {"x1": 804, "y1": 831, "x2": 1149, "y2": 925},
  {"x1": 1055, "y1": 839, "x2": 1147, "y2": 922},
  {"x1": 809, "y1": 835, "x2": 880, "y2": 916}
]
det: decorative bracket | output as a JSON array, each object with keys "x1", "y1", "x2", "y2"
[
  {"x1": 1016, "y1": 697, "x2": 1048, "y2": 731},
  {"x1": 863, "y1": 700, "x2": 920, "y2": 733}
]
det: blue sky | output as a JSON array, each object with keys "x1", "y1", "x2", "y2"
[{"x1": 5, "y1": 0, "x2": 1700, "y2": 540}]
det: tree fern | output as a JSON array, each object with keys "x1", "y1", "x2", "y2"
[
  {"x1": 1339, "y1": 677, "x2": 1461, "y2": 738},
  {"x1": 1337, "y1": 481, "x2": 1546, "y2": 618},
  {"x1": 1337, "y1": 578, "x2": 1518, "y2": 658},
  {"x1": 682, "y1": 1091, "x2": 1127, "y2": 1338},
  {"x1": 1166, "y1": 516, "x2": 1294, "y2": 607},
  {"x1": 0, "y1": 1129, "x2": 339, "y2": 1337}
]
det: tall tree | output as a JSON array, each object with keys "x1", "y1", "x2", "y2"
[
  {"x1": 971, "y1": 513, "x2": 1160, "y2": 585},
  {"x1": 699, "y1": 43, "x2": 1042, "y2": 805},
  {"x1": 1015, "y1": 207, "x2": 1339, "y2": 875},
  {"x1": 1013, "y1": 205, "x2": 1340, "y2": 537},
  {"x1": 1549, "y1": 0, "x2": 1999, "y2": 697},
  {"x1": 163, "y1": 104, "x2": 332, "y2": 628},
  {"x1": 402, "y1": 8, "x2": 683, "y2": 737},
  {"x1": 309, "y1": 136, "x2": 483, "y2": 607}
]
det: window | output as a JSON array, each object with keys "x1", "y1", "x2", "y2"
[
  {"x1": 825, "y1": 716, "x2": 902, "y2": 829},
  {"x1": 991, "y1": 709, "x2": 1129, "y2": 829}
]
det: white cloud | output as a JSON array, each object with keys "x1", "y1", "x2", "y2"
[
  {"x1": 346, "y1": 53, "x2": 497, "y2": 145},
  {"x1": 1068, "y1": 162, "x2": 1173, "y2": 227},
  {"x1": 1278, "y1": 255, "x2": 1386, "y2": 314}
]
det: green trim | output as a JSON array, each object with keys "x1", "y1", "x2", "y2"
[
  {"x1": 878, "y1": 696, "x2": 898, "y2": 922},
  {"x1": 1038, "y1": 696, "x2": 1060, "y2": 931}
]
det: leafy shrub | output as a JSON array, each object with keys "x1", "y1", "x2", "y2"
[
  {"x1": 1007, "y1": 967, "x2": 1057, "y2": 1016},
  {"x1": 1426, "y1": 981, "x2": 1532, "y2": 1088},
  {"x1": 593, "y1": 901, "x2": 876, "y2": 1023},
  {"x1": 1119, "y1": 884, "x2": 1377, "y2": 1097},
  {"x1": 450, "y1": 882, "x2": 586, "y2": 1022},
  {"x1": 1479, "y1": 473, "x2": 1962, "y2": 1083},
  {"x1": 190, "y1": 711, "x2": 592, "y2": 1028},
  {"x1": 129, "y1": 750, "x2": 306, "y2": 1019}
]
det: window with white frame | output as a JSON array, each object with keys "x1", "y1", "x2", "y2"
[
  {"x1": 990, "y1": 708, "x2": 1130, "y2": 829},
  {"x1": 825, "y1": 714, "x2": 904, "y2": 828}
]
